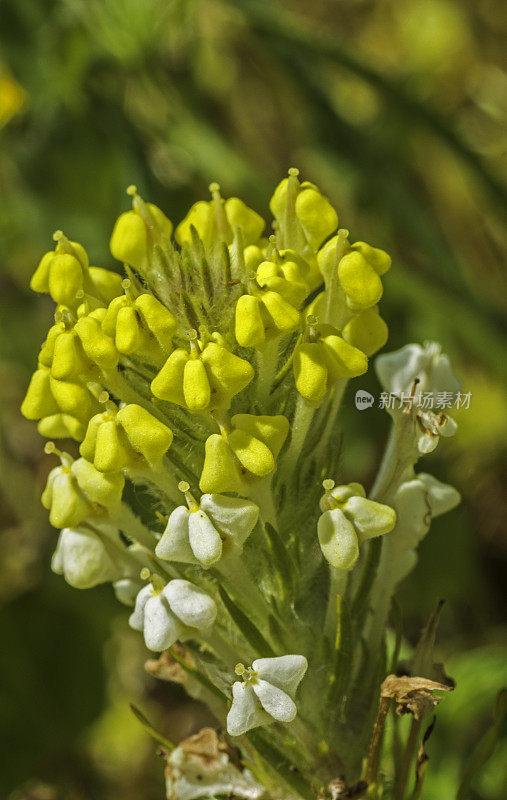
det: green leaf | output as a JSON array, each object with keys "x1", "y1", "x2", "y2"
[
  {"x1": 168, "y1": 647, "x2": 229, "y2": 703},
  {"x1": 246, "y1": 730, "x2": 317, "y2": 800},
  {"x1": 218, "y1": 585, "x2": 275, "y2": 657},
  {"x1": 456, "y1": 688, "x2": 507, "y2": 800},
  {"x1": 264, "y1": 522, "x2": 296, "y2": 600},
  {"x1": 328, "y1": 594, "x2": 353, "y2": 707},
  {"x1": 350, "y1": 537, "x2": 382, "y2": 632},
  {"x1": 129, "y1": 703, "x2": 175, "y2": 751}
]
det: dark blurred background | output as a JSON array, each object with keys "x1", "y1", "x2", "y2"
[{"x1": 0, "y1": 1, "x2": 506, "y2": 798}]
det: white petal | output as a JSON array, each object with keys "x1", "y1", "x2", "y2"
[
  {"x1": 114, "y1": 578, "x2": 142, "y2": 607},
  {"x1": 129, "y1": 584, "x2": 154, "y2": 631},
  {"x1": 164, "y1": 579, "x2": 217, "y2": 631},
  {"x1": 55, "y1": 527, "x2": 121, "y2": 589},
  {"x1": 376, "y1": 342, "x2": 460, "y2": 397},
  {"x1": 343, "y1": 497, "x2": 396, "y2": 543},
  {"x1": 417, "y1": 473, "x2": 461, "y2": 517},
  {"x1": 376, "y1": 343, "x2": 425, "y2": 395},
  {"x1": 51, "y1": 535, "x2": 64, "y2": 575},
  {"x1": 393, "y1": 481, "x2": 433, "y2": 539},
  {"x1": 317, "y1": 508, "x2": 359, "y2": 569},
  {"x1": 227, "y1": 682, "x2": 268, "y2": 736},
  {"x1": 252, "y1": 680, "x2": 297, "y2": 723},
  {"x1": 200, "y1": 494, "x2": 259, "y2": 546},
  {"x1": 253, "y1": 655, "x2": 307, "y2": 696},
  {"x1": 143, "y1": 594, "x2": 183, "y2": 651},
  {"x1": 188, "y1": 510, "x2": 223, "y2": 566},
  {"x1": 156, "y1": 506, "x2": 195, "y2": 563}
]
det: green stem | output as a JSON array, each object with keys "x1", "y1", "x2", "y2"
[
  {"x1": 395, "y1": 718, "x2": 421, "y2": 800},
  {"x1": 215, "y1": 552, "x2": 273, "y2": 625},
  {"x1": 114, "y1": 504, "x2": 157, "y2": 550},
  {"x1": 128, "y1": 464, "x2": 181, "y2": 505},
  {"x1": 313, "y1": 379, "x2": 347, "y2": 461},
  {"x1": 282, "y1": 394, "x2": 315, "y2": 470},
  {"x1": 324, "y1": 567, "x2": 348, "y2": 642},
  {"x1": 256, "y1": 338, "x2": 279, "y2": 405},
  {"x1": 248, "y1": 477, "x2": 278, "y2": 528}
]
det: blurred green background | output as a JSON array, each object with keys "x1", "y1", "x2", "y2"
[{"x1": 0, "y1": 0, "x2": 506, "y2": 798}]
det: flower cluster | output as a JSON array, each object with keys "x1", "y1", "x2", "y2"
[{"x1": 22, "y1": 172, "x2": 460, "y2": 795}]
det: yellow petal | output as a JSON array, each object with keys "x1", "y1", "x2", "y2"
[
  {"x1": 293, "y1": 341, "x2": 329, "y2": 405},
  {"x1": 21, "y1": 368, "x2": 60, "y2": 420},
  {"x1": 183, "y1": 358, "x2": 211, "y2": 411},
  {"x1": 47, "y1": 254, "x2": 83, "y2": 306},
  {"x1": 338, "y1": 252, "x2": 383, "y2": 310},
  {"x1": 342, "y1": 307, "x2": 388, "y2": 356},
  {"x1": 231, "y1": 414, "x2": 289, "y2": 459},
  {"x1": 110, "y1": 210, "x2": 148, "y2": 271},
  {"x1": 235, "y1": 294, "x2": 265, "y2": 348},
  {"x1": 228, "y1": 429, "x2": 275, "y2": 477},
  {"x1": 117, "y1": 404, "x2": 173, "y2": 464},
  {"x1": 151, "y1": 349, "x2": 187, "y2": 405},
  {"x1": 199, "y1": 434, "x2": 244, "y2": 493}
]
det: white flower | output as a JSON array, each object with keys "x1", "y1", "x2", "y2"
[
  {"x1": 376, "y1": 342, "x2": 461, "y2": 397},
  {"x1": 51, "y1": 526, "x2": 129, "y2": 589},
  {"x1": 317, "y1": 481, "x2": 396, "y2": 570},
  {"x1": 129, "y1": 579, "x2": 217, "y2": 651},
  {"x1": 114, "y1": 577, "x2": 144, "y2": 606},
  {"x1": 226, "y1": 655, "x2": 308, "y2": 737},
  {"x1": 394, "y1": 472, "x2": 461, "y2": 540},
  {"x1": 385, "y1": 472, "x2": 461, "y2": 583},
  {"x1": 156, "y1": 491, "x2": 259, "y2": 568},
  {"x1": 166, "y1": 728, "x2": 265, "y2": 800}
]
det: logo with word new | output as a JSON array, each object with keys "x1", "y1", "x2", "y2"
[{"x1": 355, "y1": 390, "x2": 374, "y2": 410}]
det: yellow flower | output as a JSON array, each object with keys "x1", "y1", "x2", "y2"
[
  {"x1": 175, "y1": 183, "x2": 265, "y2": 248},
  {"x1": 110, "y1": 186, "x2": 173, "y2": 273},
  {"x1": 101, "y1": 287, "x2": 176, "y2": 360},
  {"x1": 80, "y1": 403, "x2": 173, "y2": 472},
  {"x1": 270, "y1": 169, "x2": 338, "y2": 252},
  {"x1": 199, "y1": 414, "x2": 289, "y2": 493},
  {"x1": 152, "y1": 332, "x2": 254, "y2": 411},
  {"x1": 293, "y1": 318, "x2": 368, "y2": 405},
  {"x1": 31, "y1": 231, "x2": 122, "y2": 308},
  {"x1": 42, "y1": 450, "x2": 124, "y2": 529}
]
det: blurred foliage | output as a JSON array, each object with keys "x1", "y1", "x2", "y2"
[{"x1": 0, "y1": 0, "x2": 506, "y2": 797}]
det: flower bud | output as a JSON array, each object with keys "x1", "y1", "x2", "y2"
[
  {"x1": 129, "y1": 578, "x2": 217, "y2": 651},
  {"x1": 227, "y1": 654, "x2": 307, "y2": 736},
  {"x1": 110, "y1": 187, "x2": 173, "y2": 273},
  {"x1": 175, "y1": 188, "x2": 264, "y2": 248},
  {"x1": 270, "y1": 170, "x2": 338, "y2": 251}
]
